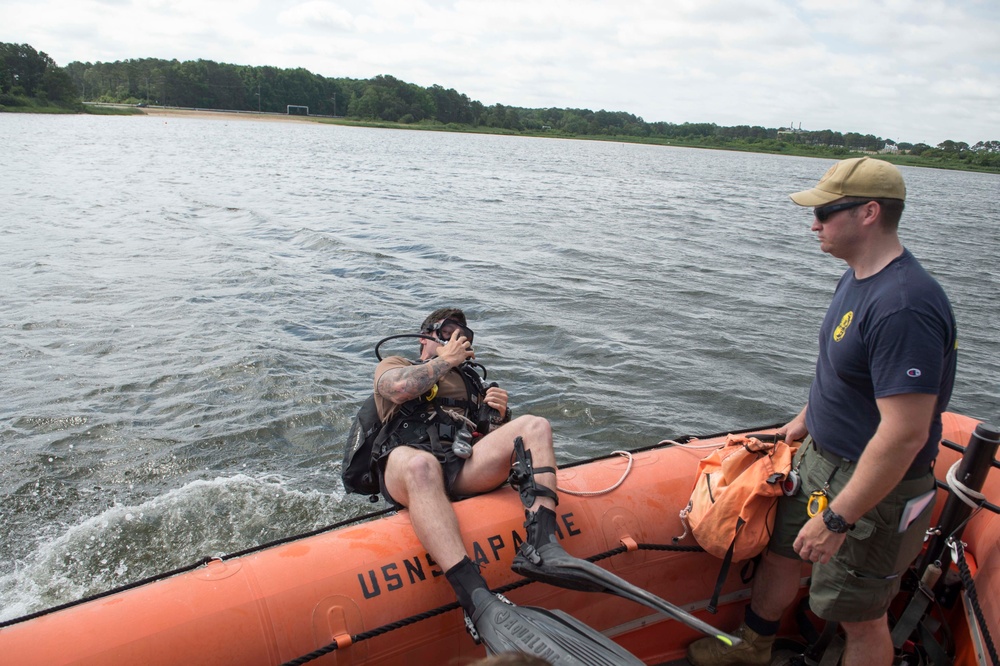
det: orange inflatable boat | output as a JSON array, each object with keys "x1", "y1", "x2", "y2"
[{"x1": 1, "y1": 412, "x2": 997, "y2": 665}]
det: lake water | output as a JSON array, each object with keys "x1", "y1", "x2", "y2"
[{"x1": 1, "y1": 113, "x2": 997, "y2": 621}]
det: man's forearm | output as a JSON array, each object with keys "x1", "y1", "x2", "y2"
[
  {"x1": 378, "y1": 357, "x2": 453, "y2": 403},
  {"x1": 829, "y1": 432, "x2": 918, "y2": 524},
  {"x1": 828, "y1": 393, "x2": 937, "y2": 523}
]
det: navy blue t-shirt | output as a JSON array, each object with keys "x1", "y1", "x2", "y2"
[{"x1": 805, "y1": 249, "x2": 957, "y2": 466}]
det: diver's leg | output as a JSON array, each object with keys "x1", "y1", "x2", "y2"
[
  {"x1": 452, "y1": 414, "x2": 557, "y2": 507},
  {"x1": 507, "y1": 434, "x2": 607, "y2": 591},
  {"x1": 384, "y1": 447, "x2": 498, "y2": 625},
  {"x1": 507, "y1": 434, "x2": 741, "y2": 645},
  {"x1": 383, "y1": 446, "x2": 468, "y2": 571}
]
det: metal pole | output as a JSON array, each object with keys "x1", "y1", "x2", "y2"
[
  {"x1": 917, "y1": 422, "x2": 1000, "y2": 576},
  {"x1": 891, "y1": 422, "x2": 998, "y2": 649}
]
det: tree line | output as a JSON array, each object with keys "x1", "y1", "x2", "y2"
[
  {"x1": 3, "y1": 42, "x2": 999, "y2": 170},
  {"x1": 0, "y1": 43, "x2": 79, "y2": 106}
]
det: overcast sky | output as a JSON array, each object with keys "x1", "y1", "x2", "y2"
[{"x1": 3, "y1": 0, "x2": 998, "y2": 146}]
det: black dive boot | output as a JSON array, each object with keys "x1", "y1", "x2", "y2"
[
  {"x1": 506, "y1": 437, "x2": 738, "y2": 647},
  {"x1": 447, "y1": 555, "x2": 644, "y2": 665},
  {"x1": 511, "y1": 506, "x2": 604, "y2": 592},
  {"x1": 512, "y1": 508, "x2": 741, "y2": 646},
  {"x1": 445, "y1": 556, "x2": 492, "y2": 620}
]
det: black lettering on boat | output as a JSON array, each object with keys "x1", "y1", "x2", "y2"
[
  {"x1": 471, "y1": 540, "x2": 489, "y2": 567},
  {"x1": 426, "y1": 553, "x2": 443, "y2": 577},
  {"x1": 358, "y1": 517, "x2": 584, "y2": 600},
  {"x1": 403, "y1": 556, "x2": 426, "y2": 584},
  {"x1": 359, "y1": 570, "x2": 380, "y2": 599},
  {"x1": 382, "y1": 563, "x2": 403, "y2": 591},
  {"x1": 562, "y1": 512, "x2": 581, "y2": 537},
  {"x1": 487, "y1": 534, "x2": 505, "y2": 560}
]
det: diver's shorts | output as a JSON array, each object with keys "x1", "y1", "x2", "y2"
[
  {"x1": 376, "y1": 437, "x2": 467, "y2": 508},
  {"x1": 768, "y1": 437, "x2": 936, "y2": 622}
]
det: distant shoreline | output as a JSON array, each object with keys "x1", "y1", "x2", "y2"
[
  {"x1": 139, "y1": 106, "x2": 324, "y2": 124},
  {"x1": 6, "y1": 104, "x2": 996, "y2": 174},
  {"x1": 131, "y1": 107, "x2": 1000, "y2": 175}
]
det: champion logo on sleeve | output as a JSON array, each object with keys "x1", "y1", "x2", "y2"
[{"x1": 906, "y1": 368, "x2": 922, "y2": 378}]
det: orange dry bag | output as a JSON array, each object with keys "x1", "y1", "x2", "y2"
[{"x1": 675, "y1": 433, "x2": 799, "y2": 612}]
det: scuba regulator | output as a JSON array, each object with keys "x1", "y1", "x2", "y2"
[{"x1": 373, "y1": 332, "x2": 505, "y2": 460}]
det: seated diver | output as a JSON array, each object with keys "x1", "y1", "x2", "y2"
[{"x1": 372, "y1": 308, "x2": 735, "y2": 661}]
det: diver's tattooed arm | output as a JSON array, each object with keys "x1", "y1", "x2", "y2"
[{"x1": 377, "y1": 358, "x2": 451, "y2": 403}]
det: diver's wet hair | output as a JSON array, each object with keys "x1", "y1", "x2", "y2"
[{"x1": 421, "y1": 308, "x2": 466, "y2": 332}]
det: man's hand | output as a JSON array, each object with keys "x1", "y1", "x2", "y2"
[
  {"x1": 794, "y1": 514, "x2": 847, "y2": 564},
  {"x1": 435, "y1": 329, "x2": 474, "y2": 367},
  {"x1": 376, "y1": 330, "x2": 473, "y2": 403},
  {"x1": 782, "y1": 405, "x2": 809, "y2": 443},
  {"x1": 484, "y1": 385, "x2": 509, "y2": 419}
]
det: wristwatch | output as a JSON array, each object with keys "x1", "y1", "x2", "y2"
[
  {"x1": 822, "y1": 508, "x2": 855, "y2": 534},
  {"x1": 492, "y1": 406, "x2": 511, "y2": 425}
]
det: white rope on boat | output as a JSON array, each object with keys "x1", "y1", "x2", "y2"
[
  {"x1": 946, "y1": 460, "x2": 987, "y2": 509},
  {"x1": 553, "y1": 439, "x2": 723, "y2": 497},
  {"x1": 551, "y1": 437, "x2": 728, "y2": 497},
  {"x1": 667, "y1": 438, "x2": 724, "y2": 450},
  {"x1": 558, "y1": 450, "x2": 634, "y2": 496}
]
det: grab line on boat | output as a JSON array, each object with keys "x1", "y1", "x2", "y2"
[{"x1": 279, "y1": 540, "x2": 707, "y2": 666}]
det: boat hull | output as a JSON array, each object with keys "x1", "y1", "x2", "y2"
[{"x1": 1, "y1": 412, "x2": 995, "y2": 665}]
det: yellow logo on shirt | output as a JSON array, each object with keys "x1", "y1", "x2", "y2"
[{"x1": 833, "y1": 311, "x2": 853, "y2": 342}]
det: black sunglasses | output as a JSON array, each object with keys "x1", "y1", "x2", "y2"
[
  {"x1": 814, "y1": 200, "x2": 870, "y2": 223},
  {"x1": 423, "y1": 318, "x2": 474, "y2": 344}
]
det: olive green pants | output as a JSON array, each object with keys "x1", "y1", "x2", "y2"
[{"x1": 768, "y1": 438, "x2": 936, "y2": 622}]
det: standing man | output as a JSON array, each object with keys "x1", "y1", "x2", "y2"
[{"x1": 687, "y1": 157, "x2": 957, "y2": 666}]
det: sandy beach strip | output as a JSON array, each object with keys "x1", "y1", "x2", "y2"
[{"x1": 140, "y1": 106, "x2": 330, "y2": 124}]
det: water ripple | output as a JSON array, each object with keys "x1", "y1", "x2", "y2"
[{"x1": 0, "y1": 115, "x2": 996, "y2": 617}]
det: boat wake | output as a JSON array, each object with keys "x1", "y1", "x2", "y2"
[{"x1": 0, "y1": 474, "x2": 347, "y2": 622}]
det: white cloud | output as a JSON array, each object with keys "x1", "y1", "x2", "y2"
[
  {"x1": 278, "y1": 3, "x2": 355, "y2": 32},
  {"x1": 1, "y1": 0, "x2": 997, "y2": 144}
]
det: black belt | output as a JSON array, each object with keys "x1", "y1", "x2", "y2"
[{"x1": 811, "y1": 441, "x2": 932, "y2": 480}]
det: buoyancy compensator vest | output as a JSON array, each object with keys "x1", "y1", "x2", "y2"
[{"x1": 341, "y1": 360, "x2": 506, "y2": 498}]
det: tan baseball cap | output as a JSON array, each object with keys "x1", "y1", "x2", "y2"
[{"x1": 789, "y1": 157, "x2": 906, "y2": 206}]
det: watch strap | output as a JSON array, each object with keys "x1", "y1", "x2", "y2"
[{"x1": 822, "y1": 507, "x2": 854, "y2": 533}]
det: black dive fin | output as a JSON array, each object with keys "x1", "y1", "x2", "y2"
[
  {"x1": 513, "y1": 542, "x2": 741, "y2": 648},
  {"x1": 466, "y1": 588, "x2": 644, "y2": 666}
]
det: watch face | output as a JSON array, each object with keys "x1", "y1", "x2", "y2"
[{"x1": 823, "y1": 509, "x2": 849, "y2": 533}]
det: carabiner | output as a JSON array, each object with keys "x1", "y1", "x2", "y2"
[{"x1": 807, "y1": 489, "x2": 829, "y2": 518}]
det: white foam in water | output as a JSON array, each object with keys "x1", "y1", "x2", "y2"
[
  {"x1": 2, "y1": 115, "x2": 996, "y2": 622},
  {"x1": 0, "y1": 474, "x2": 344, "y2": 623}
]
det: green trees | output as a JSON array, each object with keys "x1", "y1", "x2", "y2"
[
  {"x1": 62, "y1": 56, "x2": 356, "y2": 117},
  {"x1": 0, "y1": 42, "x2": 79, "y2": 106},
  {"x1": 969, "y1": 142, "x2": 1000, "y2": 169},
  {"x1": 427, "y1": 84, "x2": 478, "y2": 125},
  {"x1": 1, "y1": 43, "x2": 48, "y2": 96},
  {"x1": 349, "y1": 75, "x2": 433, "y2": 122},
  {"x1": 3, "y1": 42, "x2": 996, "y2": 172}
]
